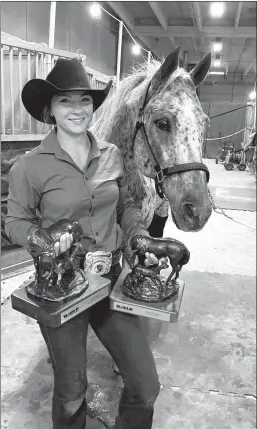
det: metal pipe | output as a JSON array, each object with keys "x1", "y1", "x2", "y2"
[
  {"x1": 116, "y1": 20, "x2": 123, "y2": 87},
  {"x1": 48, "y1": 1, "x2": 56, "y2": 73},
  {"x1": 253, "y1": 82, "x2": 256, "y2": 130}
]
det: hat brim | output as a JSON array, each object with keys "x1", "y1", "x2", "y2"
[{"x1": 21, "y1": 79, "x2": 113, "y2": 124}]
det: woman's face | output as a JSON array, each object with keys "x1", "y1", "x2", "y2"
[{"x1": 51, "y1": 91, "x2": 94, "y2": 135}]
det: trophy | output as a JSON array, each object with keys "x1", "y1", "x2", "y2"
[
  {"x1": 122, "y1": 235, "x2": 190, "y2": 303},
  {"x1": 26, "y1": 219, "x2": 89, "y2": 304}
]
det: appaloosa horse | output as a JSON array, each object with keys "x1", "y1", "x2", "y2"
[
  {"x1": 90, "y1": 49, "x2": 213, "y2": 376},
  {"x1": 91, "y1": 47, "x2": 212, "y2": 236}
]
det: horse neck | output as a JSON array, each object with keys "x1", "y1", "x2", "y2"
[{"x1": 92, "y1": 78, "x2": 156, "y2": 210}]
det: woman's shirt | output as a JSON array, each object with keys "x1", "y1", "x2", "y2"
[{"x1": 5, "y1": 129, "x2": 149, "y2": 254}]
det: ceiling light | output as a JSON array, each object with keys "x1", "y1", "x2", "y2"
[
  {"x1": 213, "y1": 53, "x2": 222, "y2": 67},
  {"x1": 212, "y1": 38, "x2": 222, "y2": 52},
  {"x1": 213, "y1": 42, "x2": 222, "y2": 52},
  {"x1": 249, "y1": 90, "x2": 256, "y2": 100},
  {"x1": 213, "y1": 59, "x2": 221, "y2": 67},
  {"x1": 210, "y1": 3, "x2": 225, "y2": 18},
  {"x1": 90, "y1": 3, "x2": 101, "y2": 19},
  {"x1": 132, "y1": 44, "x2": 141, "y2": 55},
  {"x1": 209, "y1": 71, "x2": 225, "y2": 75}
]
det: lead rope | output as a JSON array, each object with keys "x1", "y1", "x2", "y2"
[{"x1": 208, "y1": 188, "x2": 256, "y2": 231}]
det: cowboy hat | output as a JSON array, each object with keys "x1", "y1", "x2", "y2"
[{"x1": 21, "y1": 58, "x2": 113, "y2": 124}]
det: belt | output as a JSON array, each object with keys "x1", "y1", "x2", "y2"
[{"x1": 75, "y1": 249, "x2": 122, "y2": 269}]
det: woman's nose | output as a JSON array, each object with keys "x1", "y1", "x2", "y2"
[{"x1": 72, "y1": 102, "x2": 84, "y2": 111}]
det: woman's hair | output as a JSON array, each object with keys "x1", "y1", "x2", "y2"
[{"x1": 41, "y1": 104, "x2": 56, "y2": 125}]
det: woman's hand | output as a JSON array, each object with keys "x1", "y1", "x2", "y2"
[
  {"x1": 54, "y1": 232, "x2": 73, "y2": 257},
  {"x1": 144, "y1": 252, "x2": 169, "y2": 269},
  {"x1": 144, "y1": 252, "x2": 159, "y2": 267}
]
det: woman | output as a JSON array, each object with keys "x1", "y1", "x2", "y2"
[{"x1": 6, "y1": 58, "x2": 160, "y2": 429}]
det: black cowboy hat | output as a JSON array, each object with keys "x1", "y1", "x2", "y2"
[{"x1": 21, "y1": 58, "x2": 113, "y2": 123}]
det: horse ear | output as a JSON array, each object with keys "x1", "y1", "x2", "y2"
[
  {"x1": 190, "y1": 52, "x2": 211, "y2": 87},
  {"x1": 151, "y1": 47, "x2": 180, "y2": 90}
]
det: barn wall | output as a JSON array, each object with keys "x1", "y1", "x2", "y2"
[{"x1": 199, "y1": 82, "x2": 254, "y2": 158}]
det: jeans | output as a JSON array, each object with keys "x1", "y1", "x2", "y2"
[{"x1": 39, "y1": 263, "x2": 160, "y2": 429}]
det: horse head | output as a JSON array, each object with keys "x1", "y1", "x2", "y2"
[
  {"x1": 91, "y1": 48, "x2": 213, "y2": 232},
  {"x1": 131, "y1": 48, "x2": 212, "y2": 232}
]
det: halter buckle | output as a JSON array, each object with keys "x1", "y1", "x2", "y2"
[{"x1": 155, "y1": 168, "x2": 165, "y2": 184}]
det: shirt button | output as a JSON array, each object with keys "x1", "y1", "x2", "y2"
[
  {"x1": 92, "y1": 195, "x2": 95, "y2": 199},
  {"x1": 92, "y1": 239, "x2": 96, "y2": 244},
  {"x1": 95, "y1": 232, "x2": 99, "y2": 236},
  {"x1": 91, "y1": 212, "x2": 95, "y2": 217},
  {"x1": 85, "y1": 176, "x2": 88, "y2": 180}
]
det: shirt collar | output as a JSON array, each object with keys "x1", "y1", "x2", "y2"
[{"x1": 37, "y1": 128, "x2": 109, "y2": 159}]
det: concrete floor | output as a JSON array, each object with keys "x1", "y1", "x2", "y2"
[
  {"x1": 1, "y1": 271, "x2": 256, "y2": 428},
  {"x1": 1, "y1": 160, "x2": 256, "y2": 429}
]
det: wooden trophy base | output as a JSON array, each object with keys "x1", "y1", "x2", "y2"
[
  {"x1": 110, "y1": 267, "x2": 185, "y2": 323},
  {"x1": 11, "y1": 273, "x2": 111, "y2": 327}
]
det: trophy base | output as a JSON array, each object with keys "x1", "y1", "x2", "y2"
[
  {"x1": 11, "y1": 273, "x2": 111, "y2": 327},
  {"x1": 26, "y1": 272, "x2": 89, "y2": 305},
  {"x1": 110, "y1": 268, "x2": 185, "y2": 323}
]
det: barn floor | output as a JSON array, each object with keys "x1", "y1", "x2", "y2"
[{"x1": 1, "y1": 160, "x2": 256, "y2": 429}]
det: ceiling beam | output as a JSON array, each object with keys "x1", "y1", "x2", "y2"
[
  {"x1": 107, "y1": 1, "x2": 161, "y2": 59},
  {"x1": 148, "y1": 1, "x2": 167, "y2": 31},
  {"x1": 134, "y1": 26, "x2": 256, "y2": 39},
  {"x1": 107, "y1": 1, "x2": 135, "y2": 30},
  {"x1": 190, "y1": 2, "x2": 204, "y2": 51},
  {"x1": 234, "y1": 2, "x2": 242, "y2": 28},
  {"x1": 191, "y1": 2, "x2": 202, "y2": 31},
  {"x1": 232, "y1": 2, "x2": 242, "y2": 44},
  {"x1": 148, "y1": 1, "x2": 176, "y2": 48}
]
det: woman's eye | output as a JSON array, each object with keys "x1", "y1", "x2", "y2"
[
  {"x1": 60, "y1": 98, "x2": 70, "y2": 103},
  {"x1": 155, "y1": 119, "x2": 170, "y2": 131}
]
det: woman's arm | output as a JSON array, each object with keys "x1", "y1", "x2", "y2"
[
  {"x1": 5, "y1": 158, "x2": 40, "y2": 247},
  {"x1": 116, "y1": 175, "x2": 150, "y2": 239}
]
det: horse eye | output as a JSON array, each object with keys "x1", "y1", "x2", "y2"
[{"x1": 155, "y1": 119, "x2": 170, "y2": 131}]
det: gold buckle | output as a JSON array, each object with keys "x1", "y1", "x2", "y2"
[{"x1": 84, "y1": 251, "x2": 112, "y2": 275}]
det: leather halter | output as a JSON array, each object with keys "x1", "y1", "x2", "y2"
[{"x1": 132, "y1": 81, "x2": 210, "y2": 199}]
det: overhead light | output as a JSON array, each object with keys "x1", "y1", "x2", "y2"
[
  {"x1": 209, "y1": 71, "x2": 225, "y2": 75},
  {"x1": 90, "y1": 3, "x2": 101, "y2": 19},
  {"x1": 213, "y1": 59, "x2": 221, "y2": 67},
  {"x1": 212, "y1": 37, "x2": 222, "y2": 52},
  {"x1": 210, "y1": 2, "x2": 225, "y2": 18},
  {"x1": 213, "y1": 53, "x2": 222, "y2": 67},
  {"x1": 132, "y1": 44, "x2": 141, "y2": 55},
  {"x1": 249, "y1": 90, "x2": 256, "y2": 100}
]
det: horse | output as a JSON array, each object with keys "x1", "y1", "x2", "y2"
[
  {"x1": 90, "y1": 48, "x2": 213, "y2": 377},
  {"x1": 91, "y1": 47, "x2": 213, "y2": 236}
]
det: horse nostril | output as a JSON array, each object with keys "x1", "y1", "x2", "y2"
[{"x1": 182, "y1": 202, "x2": 200, "y2": 219}]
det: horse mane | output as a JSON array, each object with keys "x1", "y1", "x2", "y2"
[
  {"x1": 91, "y1": 60, "x2": 160, "y2": 141},
  {"x1": 91, "y1": 60, "x2": 193, "y2": 142}
]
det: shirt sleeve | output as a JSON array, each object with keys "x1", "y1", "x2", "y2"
[
  {"x1": 115, "y1": 150, "x2": 150, "y2": 239},
  {"x1": 5, "y1": 157, "x2": 40, "y2": 247}
]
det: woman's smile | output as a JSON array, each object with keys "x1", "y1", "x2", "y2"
[{"x1": 68, "y1": 117, "x2": 86, "y2": 123}]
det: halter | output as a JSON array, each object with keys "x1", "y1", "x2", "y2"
[{"x1": 132, "y1": 81, "x2": 210, "y2": 199}]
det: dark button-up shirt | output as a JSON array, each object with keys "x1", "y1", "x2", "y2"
[{"x1": 5, "y1": 129, "x2": 149, "y2": 254}]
